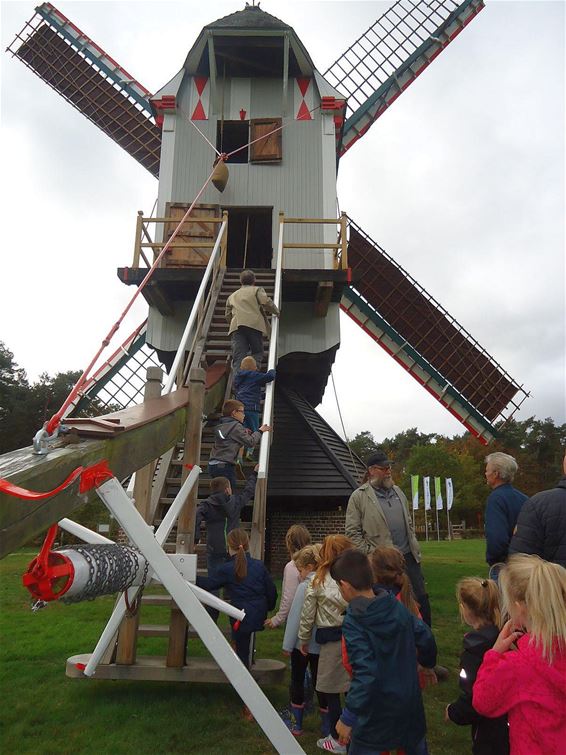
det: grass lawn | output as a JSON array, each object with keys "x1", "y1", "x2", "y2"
[{"x1": 0, "y1": 539, "x2": 488, "y2": 754}]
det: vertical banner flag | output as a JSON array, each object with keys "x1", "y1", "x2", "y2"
[
  {"x1": 446, "y1": 478, "x2": 454, "y2": 510},
  {"x1": 411, "y1": 475, "x2": 419, "y2": 510},
  {"x1": 435, "y1": 477, "x2": 443, "y2": 510},
  {"x1": 423, "y1": 477, "x2": 431, "y2": 511}
]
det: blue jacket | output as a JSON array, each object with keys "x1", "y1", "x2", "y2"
[
  {"x1": 485, "y1": 483, "x2": 527, "y2": 565},
  {"x1": 233, "y1": 368, "x2": 276, "y2": 412},
  {"x1": 282, "y1": 573, "x2": 320, "y2": 654},
  {"x1": 196, "y1": 553, "x2": 277, "y2": 633},
  {"x1": 340, "y1": 590, "x2": 437, "y2": 751}
]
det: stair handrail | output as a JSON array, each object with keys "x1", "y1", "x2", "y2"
[
  {"x1": 257, "y1": 212, "x2": 284, "y2": 478},
  {"x1": 163, "y1": 212, "x2": 228, "y2": 395},
  {"x1": 250, "y1": 215, "x2": 284, "y2": 559}
]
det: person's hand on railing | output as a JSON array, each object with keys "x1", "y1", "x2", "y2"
[
  {"x1": 253, "y1": 464, "x2": 260, "y2": 473},
  {"x1": 259, "y1": 424, "x2": 272, "y2": 433}
]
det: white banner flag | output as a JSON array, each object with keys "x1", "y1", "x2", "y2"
[
  {"x1": 446, "y1": 478, "x2": 454, "y2": 510},
  {"x1": 435, "y1": 477, "x2": 443, "y2": 510},
  {"x1": 423, "y1": 477, "x2": 431, "y2": 511},
  {"x1": 411, "y1": 475, "x2": 419, "y2": 510}
]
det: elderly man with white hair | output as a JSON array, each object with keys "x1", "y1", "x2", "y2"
[{"x1": 484, "y1": 451, "x2": 527, "y2": 568}]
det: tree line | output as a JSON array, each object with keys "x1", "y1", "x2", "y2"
[
  {"x1": 349, "y1": 421, "x2": 566, "y2": 528},
  {"x1": 2, "y1": 340, "x2": 564, "y2": 531}
]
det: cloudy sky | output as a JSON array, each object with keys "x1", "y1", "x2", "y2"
[{"x1": 1, "y1": 0, "x2": 564, "y2": 445}]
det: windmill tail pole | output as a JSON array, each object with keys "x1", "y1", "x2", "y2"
[{"x1": 4, "y1": 464, "x2": 246, "y2": 622}]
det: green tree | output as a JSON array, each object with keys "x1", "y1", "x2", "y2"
[
  {"x1": 0, "y1": 342, "x2": 32, "y2": 453},
  {"x1": 348, "y1": 430, "x2": 378, "y2": 461},
  {"x1": 381, "y1": 427, "x2": 439, "y2": 471}
]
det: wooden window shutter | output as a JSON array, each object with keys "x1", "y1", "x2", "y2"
[{"x1": 250, "y1": 118, "x2": 282, "y2": 163}]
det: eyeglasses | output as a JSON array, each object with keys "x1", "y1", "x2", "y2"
[
  {"x1": 370, "y1": 465, "x2": 392, "y2": 471},
  {"x1": 234, "y1": 409, "x2": 245, "y2": 415}
]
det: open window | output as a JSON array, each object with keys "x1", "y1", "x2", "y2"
[
  {"x1": 216, "y1": 118, "x2": 283, "y2": 164},
  {"x1": 250, "y1": 118, "x2": 282, "y2": 163},
  {"x1": 217, "y1": 120, "x2": 249, "y2": 164}
]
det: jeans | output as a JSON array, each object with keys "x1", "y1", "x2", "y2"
[
  {"x1": 231, "y1": 326, "x2": 264, "y2": 370},
  {"x1": 244, "y1": 410, "x2": 260, "y2": 435},
  {"x1": 232, "y1": 628, "x2": 254, "y2": 669},
  {"x1": 209, "y1": 461, "x2": 237, "y2": 491}
]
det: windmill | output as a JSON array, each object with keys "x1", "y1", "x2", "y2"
[{"x1": 0, "y1": 1, "x2": 529, "y2": 745}]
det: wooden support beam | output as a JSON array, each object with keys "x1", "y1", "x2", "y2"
[
  {"x1": 167, "y1": 366, "x2": 206, "y2": 667},
  {"x1": 142, "y1": 282, "x2": 175, "y2": 316},
  {"x1": 116, "y1": 366, "x2": 163, "y2": 666},
  {"x1": 313, "y1": 280, "x2": 334, "y2": 318}
]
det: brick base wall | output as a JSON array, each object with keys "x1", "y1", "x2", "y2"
[{"x1": 266, "y1": 510, "x2": 347, "y2": 575}]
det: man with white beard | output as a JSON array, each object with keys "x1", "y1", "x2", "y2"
[{"x1": 345, "y1": 450, "x2": 431, "y2": 627}]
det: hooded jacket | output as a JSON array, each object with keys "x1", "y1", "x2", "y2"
[
  {"x1": 194, "y1": 473, "x2": 257, "y2": 557},
  {"x1": 233, "y1": 368, "x2": 276, "y2": 412},
  {"x1": 196, "y1": 552, "x2": 277, "y2": 633},
  {"x1": 473, "y1": 633, "x2": 566, "y2": 755},
  {"x1": 340, "y1": 590, "x2": 437, "y2": 751},
  {"x1": 447, "y1": 624, "x2": 509, "y2": 755},
  {"x1": 209, "y1": 416, "x2": 262, "y2": 465},
  {"x1": 509, "y1": 475, "x2": 566, "y2": 567}
]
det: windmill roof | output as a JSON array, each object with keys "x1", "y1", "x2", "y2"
[{"x1": 205, "y1": 5, "x2": 292, "y2": 32}]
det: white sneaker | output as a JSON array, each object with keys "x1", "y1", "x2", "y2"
[{"x1": 316, "y1": 734, "x2": 347, "y2": 753}]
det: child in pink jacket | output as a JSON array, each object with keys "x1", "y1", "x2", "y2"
[{"x1": 473, "y1": 554, "x2": 566, "y2": 755}]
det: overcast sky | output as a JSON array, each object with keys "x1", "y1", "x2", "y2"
[{"x1": 1, "y1": 0, "x2": 564, "y2": 446}]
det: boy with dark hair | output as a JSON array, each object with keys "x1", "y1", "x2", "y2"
[
  {"x1": 330, "y1": 550, "x2": 436, "y2": 754},
  {"x1": 208, "y1": 399, "x2": 271, "y2": 489}
]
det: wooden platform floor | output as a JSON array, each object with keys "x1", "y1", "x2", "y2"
[{"x1": 66, "y1": 653, "x2": 286, "y2": 685}]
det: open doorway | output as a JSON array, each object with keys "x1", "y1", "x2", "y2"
[{"x1": 225, "y1": 207, "x2": 272, "y2": 269}]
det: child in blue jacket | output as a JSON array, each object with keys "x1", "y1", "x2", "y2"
[
  {"x1": 233, "y1": 356, "x2": 276, "y2": 440},
  {"x1": 330, "y1": 549, "x2": 436, "y2": 755},
  {"x1": 196, "y1": 528, "x2": 277, "y2": 671}
]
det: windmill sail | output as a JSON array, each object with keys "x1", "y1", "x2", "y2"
[
  {"x1": 7, "y1": 3, "x2": 161, "y2": 176},
  {"x1": 342, "y1": 219, "x2": 528, "y2": 443},
  {"x1": 325, "y1": 0, "x2": 484, "y2": 156}
]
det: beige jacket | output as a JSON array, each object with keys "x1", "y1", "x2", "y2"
[
  {"x1": 298, "y1": 572, "x2": 347, "y2": 643},
  {"x1": 225, "y1": 285, "x2": 279, "y2": 336},
  {"x1": 345, "y1": 482, "x2": 421, "y2": 562}
]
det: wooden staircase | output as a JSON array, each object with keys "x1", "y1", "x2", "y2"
[{"x1": 67, "y1": 268, "x2": 284, "y2": 684}]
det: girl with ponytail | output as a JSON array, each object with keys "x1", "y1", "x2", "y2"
[
  {"x1": 445, "y1": 576, "x2": 509, "y2": 755},
  {"x1": 197, "y1": 528, "x2": 277, "y2": 694},
  {"x1": 473, "y1": 555, "x2": 566, "y2": 754}
]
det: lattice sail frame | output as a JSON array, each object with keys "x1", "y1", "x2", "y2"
[
  {"x1": 325, "y1": 0, "x2": 485, "y2": 155},
  {"x1": 343, "y1": 219, "x2": 529, "y2": 443},
  {"x1": 72, "y1": 324, "x2": 166, "y2": 416},
  {"x1": 7, "y1": 2, "x2": 161, "y2": 176}
]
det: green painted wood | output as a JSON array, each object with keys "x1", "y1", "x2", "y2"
[
  {"x1": 0, "y1": 370, "x2": 229, "y2": 559},
  {"x1": 0, "y1": 407, "x2": 186, "y2": 559}
]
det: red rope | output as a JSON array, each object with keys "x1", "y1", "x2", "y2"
[
  {"x1": 44, "y1": 161, "x2": 223, "y2": 436},
  {"x1": 0, "y1": 467, "x2": 84, "y2": 500}
]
